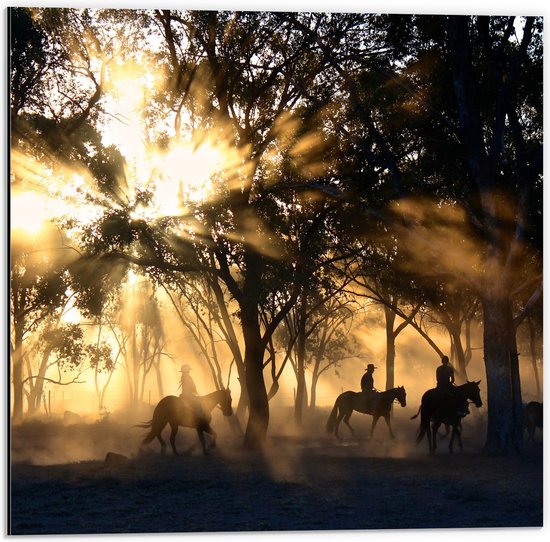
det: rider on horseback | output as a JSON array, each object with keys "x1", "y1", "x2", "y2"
[
  {"x1": 436, "y1": 356, "x2": 468, "y2": 417},
  {"x1": 361, "y1": 363, "x2": 378, "y2": 410},
  {"x1": 179, "y1": 364, "x2": 204, "y2": 418},
  {"x1": 436, "y1": 355, "x2": 454, "y2": 389}
]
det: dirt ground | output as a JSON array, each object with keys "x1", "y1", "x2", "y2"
[{"x1": 8, "y1": 406, "x2": 544, "y2": 535}]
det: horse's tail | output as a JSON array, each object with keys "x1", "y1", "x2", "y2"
[
  {"x1": 410, "y1": 405, "x2": 421, "y2": 420},
  {"x1": 326, "y1": 399, "x2": 340, "y2": 435},
  {"x1": 133, "y1": 420, "x2": 152, "y2": 429},
  {"x1": 132, "y1": 420, "x2": 157, "y2": 445}
]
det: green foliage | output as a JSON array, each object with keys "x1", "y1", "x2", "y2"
[
  {"x1": 86, "y1": 342, "x2": 115, "y2": 373},
  {"x1": 41, "y1": 323, "x2": 85, "y2": 370}
]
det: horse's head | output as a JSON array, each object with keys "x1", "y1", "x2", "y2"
[
  {"x1": 465, "y1": 380, "x2": 483, "y2": 408},
  {"x1": 219, "y1": 388, "x2": 233, "y2": 416},
  {"x1": 395, "y1": 386, "x2": 407, "y2": 407}
]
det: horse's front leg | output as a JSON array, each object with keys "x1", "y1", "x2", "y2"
[
  {"x1": 197, "y1": 427, "x2": 208, "y2": 455},
  {"x1": 370, "y1": 415, "x2": 379, "y2": 437},
  {"x1": 384, "y1": 414, "x2": 395, "y2": 439},
  {"x1": 456, "y1": 424, "x2": 463, "y2": 451},
  {"x1": 430, "y1": 422, "x2": 440, "y2": 454},
  {"x1": 449, "y1": 424, "x2": 457, "y2": 454},
  {"x1": 203, "y1": 424, "x2": 217, "y2": 449}
]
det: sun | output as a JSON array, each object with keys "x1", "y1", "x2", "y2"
[
  {"x1": 11, "y1": 190, "x2": 52, "y2": 236},
  {"x1": 155, "y1": 140, "x2": 226, "y2": 206}
]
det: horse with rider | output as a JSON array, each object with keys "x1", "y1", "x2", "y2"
[
  {"x1": 327, "y1": 363, "x2": 407, "y2": 439},
  {"x1": 412, "y1": 355, "x2": 483, "y2": 454}
]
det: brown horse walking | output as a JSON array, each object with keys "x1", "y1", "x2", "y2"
[
  {"x1": 135, "y1": 389, "x2": 233, "y2": 455},
  {"x1": 326, "y1": 386, "x2": 407, "y2": 440},
  {"x1": 411, "y1": 381, "x2": 482, "y2": 455}
]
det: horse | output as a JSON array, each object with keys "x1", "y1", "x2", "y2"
[
  {"x1": 135, "y1": 389, "x2": 233, "y2": 456},
  {"x1": 523, "y1": 401, "x2": 543, "y2": 443},
  {"x1": 326, "y1": 386, "x2": 407, "y2": 440},
  {"x1": 411, "y1": 381, "x2": 482, "y2": 455}
]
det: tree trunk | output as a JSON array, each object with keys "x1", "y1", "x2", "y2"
[
  {"x1": 482, "y1": 291, "x2": 523, "y2": 455},
  {"x1": 384, "y1": 306, "x2": 396, "y2": 390},
  {"x1": 241, "y1": 273, "x2": 269, "y2": 448},
  {"x1": 27, "y1": 345, "x2": 54, "y2": 417},
  {"x1": 242, "y1": 321, "x2": 269, "y2": 448},
  {"x1": 12, "y1": 319, "x2": 25, "y2": 423},
  {"x1": 448, "y1": 323, "x2": 468, "y2": 382},
  {"x1": 310, "y1": 368, "x2": 319, "y2": 410},
  {"x1": 154, "y1": 357, "x2": 164, "y2": 399},
  {"x1": 526, "y1": 317, "x2": 541, "y2": 399},
  {"x1": 208, "y1": 275, "x2": 248, "y2": 416},
  {"x1": 294, "y1": 290, "x2": 308, "y2": 425}
]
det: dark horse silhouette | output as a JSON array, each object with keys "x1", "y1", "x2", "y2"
[
  {"x1": 523, "y1": 401, "x2": 543, "y2": 443},
  {"x1": 135, "y1": 389, "x2": 233, "y2": 455},
  {"x1": 326, "y1": 386, "x2": 407, "y2": 439},
  {"x1": 411, "y1": 381, "x2": 482, "y2": 455}
]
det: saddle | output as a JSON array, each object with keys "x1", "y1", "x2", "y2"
[
  {"x1": 434, "y1": 386, "x2": 469, "y2": 418},
  {"x1": 360, "y1": 390, "x2": 380, "y2": 412}
]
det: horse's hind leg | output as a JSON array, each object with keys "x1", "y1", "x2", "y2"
[
  {"x1": 169, "y1": 423, "x2": 179, "y2": 455},
  {"x1": 449, "y1": 424, "x2": 462, "y2": 454},
  {"x1": 149, "y1": 423, "x2": 167, "y2": 455},
  {"x1": 342, "y1": 413, "x2": 355, "y2": 438},
  {"x1": 334, "y1": 413, "x2": 345, "y2": 440}
]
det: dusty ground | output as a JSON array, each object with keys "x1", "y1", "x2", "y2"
[{"x1": 8, "y1": 407, "x2": 544, "y2": 534}]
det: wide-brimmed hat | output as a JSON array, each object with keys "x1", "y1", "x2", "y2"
[
  {"x1": 180, "y1": 364, "x2": 192, "y2": 372},
  {"x1": 365, "y1": 363, "x2": 377, "y2": 371}
]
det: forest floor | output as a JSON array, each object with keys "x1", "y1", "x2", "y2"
[{"x1": 8, "y1": 406, "x2": 544, "y2": 535}]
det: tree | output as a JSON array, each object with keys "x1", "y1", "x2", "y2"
[
  {"x1": 312, "y1": 14, "x2": 542, "y2": 455},
  {"x1": 72, "y1": 10, "x2": 355, "y2": 448}
]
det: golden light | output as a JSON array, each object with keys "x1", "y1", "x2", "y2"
[
  {"x1": 156, "y1": 141, "x2": 226, "y2": 205},
  {"x1": 11, "y1": 190, "x2": 53, "y2": 236}
]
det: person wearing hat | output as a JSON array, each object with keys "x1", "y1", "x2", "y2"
[
  {"x1": 361, "y1": 363, "x2": 377, "y2": 394},
  {"x1": 179, "y1": 364, "x2": 198, "y2": 396},
  {"x1": 360, "y1": 363, "x2": 377, "y2": 410},
  {"x1": 179, "y1": 364, "x2": 202, "y2": 417},
  {"x1": 436, "y1": 355, "x2": 468, "y2": 417}
]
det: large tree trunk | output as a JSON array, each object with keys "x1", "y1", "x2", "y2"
[
  {"x1": 481, "y1": 289, "x2": 523, "y2": 455},
  {"x1": 447, "y1": 322, "x2": 468, "y2": 382},
  {"x1": 242, "y1": 317, "x2": 269, "y2": 449},
  {"x1": 526, "y1": 317, "x2": 541, "y2": 399},
  {"x1": 241, "y1": 256, "x2": 270, "y2": 449}
]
